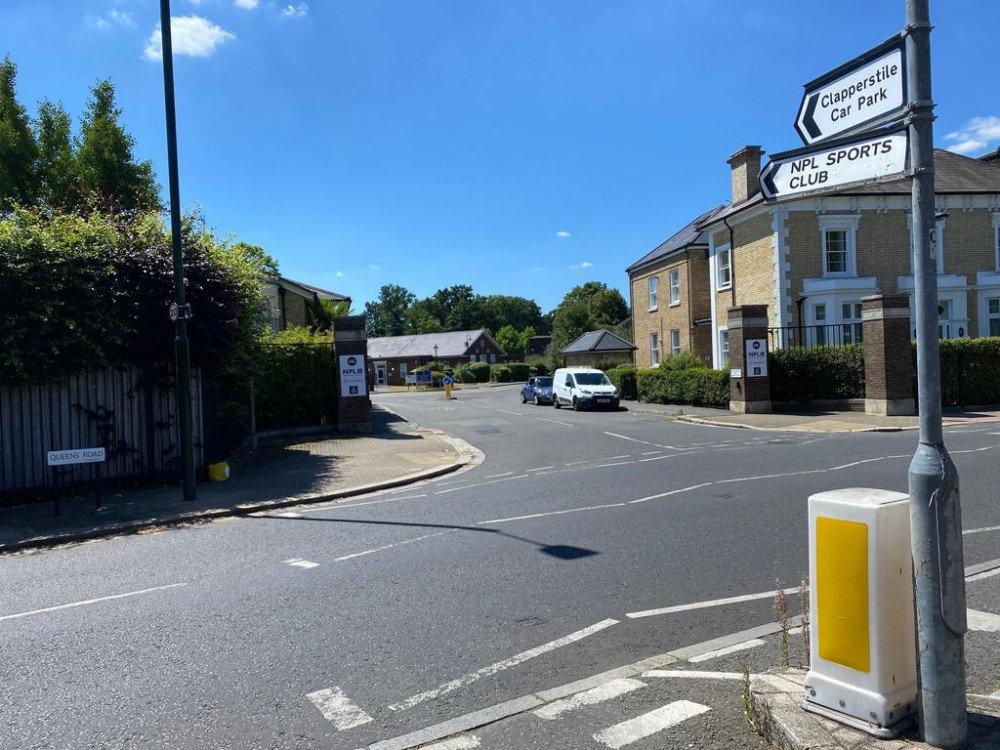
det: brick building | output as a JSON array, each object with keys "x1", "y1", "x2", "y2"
[
  {"x1": 628, "y1": 146, "x2": 1000, "y2": 368},
  {"x1": 262, "y1": 277, "x2": 351, "y2": 333},
  {"x1": 367, "y1": 329, "x2": 507, "y2": 387}
]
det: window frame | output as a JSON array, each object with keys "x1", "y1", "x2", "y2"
[
  {"x1": 719, "y1": 329, "x2": 730, "y2": 367},
  {"x1": 841, "y1": 301, "x2": 864, "y2": 345},
  {"x1": 716, "y1": 245, "x2": 732, "y2": 290},
  {"x1": 670, "y1": 329, "x2": 681, "y2": 355},
  {"x1": 668, "y1": 268, "x2": 681, "y2": 306},
  {"x1": 819, "y1": 214, "x2": 860, "y2": 278},
  {"x1": 647, "y1": 276, "x2": 658, "y2": 311},
  {"x1": 650, "y1": 331, "x2": 661, "y2": 366},
  {"x1": 987, "y1": 297, "x2": 1000, "y2": 337}
]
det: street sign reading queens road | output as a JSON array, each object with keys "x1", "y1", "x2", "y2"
[
  {"x1": 759, "y1": 127, "x2": 908, "y2": 202},
  {"x1": 794, "y1": 35, "x2": 907, "y2": 146}
]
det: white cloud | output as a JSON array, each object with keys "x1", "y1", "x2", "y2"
[
  {"x1": 336, "y1": 271, "x2": 344, "y2": 277},
  {"x1": 234, "y1": 0, "x2": 259, "y2": 9},
  {"x1": 109, "y1": 9, "x2": 135, "y2": 26},
  {"x1": 571, "y1": 260, "x2": 594, "y2": 270},
  {"x1": 143, "y1": 16, "x2": 236, "y2": 61},
  {"x1": 282, "y1": 2, "x2": 309, "y2": 18},
  {"x1": 556, "y1": 230, "x2": 572, "y2": 239},
  {"x1": 369, "y1": 264, "x2": 381, "y2": 271},
  {"x1": 532, "y1": 266, "x2": 546, "y2": 272},
  {"x1": 944, "y1": 116, "x2": 1000, "y2": 155}
]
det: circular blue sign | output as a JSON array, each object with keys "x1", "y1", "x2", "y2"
[{"x1": 443, "y1": 376, "x2": 454, "y2": 385}]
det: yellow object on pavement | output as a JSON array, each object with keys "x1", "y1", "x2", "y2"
[{"x1": 207, "y1": 461, "x2": 230, "y2": 482}]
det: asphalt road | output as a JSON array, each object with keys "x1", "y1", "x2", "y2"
[{"x1": 2, "y1": 385, "x2": 999, "y2": 749}]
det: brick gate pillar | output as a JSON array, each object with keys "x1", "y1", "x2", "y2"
[
  {"x1": 862, "y1": 294, "x2": 915, "y2": 416},
  {"x1": 728, "y1": 305, "x2": 772, "y2": 414},
  {"x1": 333, "y1": 316, "x2": 372, "y2": 433}
]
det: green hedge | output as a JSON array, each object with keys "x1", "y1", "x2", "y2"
[
  {"x1": 937, "y1": 337, "x2": 1000, "y2": 406},
  {"x1": 501, "y1": 362, "x2": 532, "y2": 381},
  {"x1": 255, "y1": 344, "x2": 337, "y2": 429},
  {"x1": 490, "y1": 364, "x2": 514, "y2": 382},
  {"x1": 637, "y1": 367, "x2": 729, "y2": 407},
  {"x1": 455, "y1": 361, "x2": 490, "y2": 383},
  {"x1": 658, "y1": 351, "x2": 705, "y2": 372},
  {"x1": 606, "y1": 365, "x2": 638, "y2": 400},
  {"x1": 768, "y1": 345, "x2": 865, "y2": 403}
]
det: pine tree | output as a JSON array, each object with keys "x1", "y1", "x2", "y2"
[
  {"x1": 0, "y1": 56, "x2": 39, "y2": 207},
  {"x1": 34, "y1": 100, "x2": 76, "y2": 208},
  {"x1": 76, "y1": 79, "x2": 160, "y2": 211}
]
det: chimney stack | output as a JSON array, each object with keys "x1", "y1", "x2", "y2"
[{"x1": 727, "y1": 145, "x2": 765, "y2": 205}]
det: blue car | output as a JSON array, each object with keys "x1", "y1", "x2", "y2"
[{"x1": 521, "y1": 376, "x2": 554, "y2": 405}]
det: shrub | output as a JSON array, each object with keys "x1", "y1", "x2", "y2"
[
  {"x1": 490, "y1": 364, "x2": 514, "y2": 382},
  {"x1": 504, "y1": 362, "x2": 532, "y2": 381},
  {"x1": 637, "y1": 367, "x2": 729, "y2": 407},
  {"x1": 937, "y1": 337, "x2": 1000, "y2": 406},
  {"x1": 658, "y1": 351, "x2": 705, "y2": 372},
  {"x1": 525, "y1": 356, "x2": 549, "y2": 375},
  {"x1": 255, "y1": 343, "x2": 337, "y2": 428},
  {"x1": 455, "y1": 361, "x2": 490, "y2": 383},
  {"x1": 594, "y1": 355, "x2": 633, "y2": 372},
  {"x1": 606, "y1": 365, "x2": 638, "y2": 400},
  {"x1": 768, "y1": 345, "x2": 865, "y2": 403}
]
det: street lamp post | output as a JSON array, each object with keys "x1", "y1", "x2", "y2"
[{"x1": 158, "y1": 0, "x2": 196, "y2": 501}]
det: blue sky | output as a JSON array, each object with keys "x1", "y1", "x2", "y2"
[{"x1": 4, "y1": 1, "x2": 999, "y2": 314}]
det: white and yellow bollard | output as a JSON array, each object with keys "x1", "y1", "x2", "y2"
[{"x1": 803, "y1": 488, "x2": 917, "y2": 737}]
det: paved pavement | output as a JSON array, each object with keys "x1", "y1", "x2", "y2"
[
  {"x1": 0, "y1": 405, "x2": 475, "y2": 553},
  {"x1": 2, "y1": 386, "x2": 998, "y2": 749}
]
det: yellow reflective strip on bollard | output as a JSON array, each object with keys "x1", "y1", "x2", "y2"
[{"x1": 816, "y1": 517, "x2": 870, "y2": 673}]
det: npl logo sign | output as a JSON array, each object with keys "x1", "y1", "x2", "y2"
[{"x1": 745, "y1": 339, "x2": 768, "y2": 378}]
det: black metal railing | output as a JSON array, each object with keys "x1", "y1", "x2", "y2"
[{"x1": 768, "y1": 323, "x2": 864, "y2": 350}]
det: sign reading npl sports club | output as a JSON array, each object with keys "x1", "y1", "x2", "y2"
[
  {"x1": 795, "y1": 36, "x2": 907, "y2": 146},
  {"x1": 339, "y1": 354, "x2": 367, "y2": 397},
  {"x1": 759, "y1": 128, "x2": 907, "y2": 202}
]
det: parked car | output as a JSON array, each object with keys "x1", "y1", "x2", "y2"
[
  {"x1": 552, "y1": 367, "x2": 620, "y2": 410},
  {"x1": 521, "y1": 375, "x2": 554, "y2": 405}
]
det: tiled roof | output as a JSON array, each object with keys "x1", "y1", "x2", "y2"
[
  {"x1": 270, "y1": 276, "x2": 351, "y2": 302},
  {"x1": 626, "y1": 204, "x2": 726, "y2": 274},
  {"x1": 561, "y1": 329, "x2": 636, "y2": 354},
  {"x1": 367, "y1": 329, "x2": 505, "y2": 359}
]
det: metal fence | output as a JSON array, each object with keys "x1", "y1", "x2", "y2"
[
  {"x1": 768, "y1": 323, "x2": 864, "y2": 350},
  {"x1": 0, "y1": 366, "x2": 204, "y2": 507}
]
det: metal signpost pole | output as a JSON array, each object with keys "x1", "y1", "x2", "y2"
[
  {"x1": 905, "y1": 1, "x2": 967, "y2": 746},
  {"x1": 158, "y1": 0, "x2": 197, "y2": 501}
]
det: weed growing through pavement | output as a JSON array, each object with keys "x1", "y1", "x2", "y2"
[
  {"x1": 774, "y1": 581, "x2": 790, "y2": 668},
  {"x1": 741, "y1": 659, "x2": 761, "y2": 735},
  {"x1": 799, "y1": 575, "x2": 810, "y2": 667}
]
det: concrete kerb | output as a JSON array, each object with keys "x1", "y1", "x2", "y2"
[
  {"x1": 674, "y1": 414, "x2": 913, "y2": 434},
  {"x1": 0, "y1": 426, "x2": 483, "y2": 556}
]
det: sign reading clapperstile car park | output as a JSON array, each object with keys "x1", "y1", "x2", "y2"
[
  {"x1": 760, "y1": 35, "x2": 911, "y2": 203},
  {"x1": 759, "y1": 128, "x2": 908, "y2": 201},
  {"x1": 794, "y1": 36, "x2": 907, "y2": 146}
]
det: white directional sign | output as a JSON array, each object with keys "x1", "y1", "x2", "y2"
[
  {"x1": 795, "y1": 37, "x2": 907, "y2": 146},
  {"x1": 759, "y1": 129, "x2": 908, "y2": 202}
]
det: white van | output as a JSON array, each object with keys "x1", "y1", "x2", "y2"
[{"x1": 552, "y1": 367, "x2": 620, "y2": 411}]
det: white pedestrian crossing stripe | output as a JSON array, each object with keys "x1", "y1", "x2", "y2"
[
  {"x1": 285, "y1": 558, "x2": 319, "y2": 569},
  {"x1": 534, "y1": 678, "x2": 645, "y2": 720},
  {"x1": 967, "y1": 609, "x2": 1000, "y2": 632},
  {"x1": 593, "y1": 700, "x2": 711, "y2": 748},
  {"x1": 306, "y1": 686, "x2": 373, "y2": 730},
  {"x1": 420, "y1": 736, "x2": 480, "y2": 749}
]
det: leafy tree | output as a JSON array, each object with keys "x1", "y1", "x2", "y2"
[
  {"x1": 76, "y1": 79, "x2": 159, "y2": 211},
  {"x1": 34, "y1": 100, "x2": 76, "y2": 209},
  {"x1": 403, "y1": 297, "x2": 445, "y2": 333},
  {"x1": 495, "y1": 324, "x2": 521, "y2": 358},
  {"x1": 588, "y1": 287, "x2": 629, "y2": 328},
  {"x1": 364, "y1": 284, "x2": 415, "y2": 337},
  {"x1": 308, "y1": 296, "x2": 353, "y2": 332},
  {"x1": 479, "y1": 295, "x2": 543, "y2": 333},
  {"x1": 549, "y1": 282, "x2": 630, "y2": 360},
  {"x1": 0, "y1": 56, "x2": 39, "y2": 208}
]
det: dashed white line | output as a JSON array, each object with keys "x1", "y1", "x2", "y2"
[
  {"x1": 628, "y1": 483, "x2": 712, "y2": 504},
  {"x1": 608, "y1": 455, "x2": 631, "y2": 460},
  {"x1": 306, "y1": 686, "x2": 373, "y2": 730},
  {"x1": 688, "y1": 638, "x2": 766, "y2": 663},
  {"x1": 641, "y1": 450, "x2": 664, "y2": 455},
  {"x1": 627, "y1": 587, "x2": 799, "y2": 619},
  {"x1": 298, "y1": 493, "x2": 428, "y2": 513},
  {"x1": 593, "y1": 700, "x2": 710, "y2": 748},
  {"x1": 527, "y1": 466, "x2": 555, "y2": 472},
  {"x1": 536, "y1": 417, "x2": 573, "y2": 427},
  {"x1": 485, "y1": 472, "x2": 514, "y2": 479},
  {"x1": 285, "y1": 558, "x2": 320, "y2": 569},
  {"x1": 604, "y1": 432, "x2": 662, "y2": 447},
  {"x1": 334, "y1": 531, "x2": 453, "y2": 562},
  {"x1": 477, "y1": 503, "x2": 627, "y2": 525},
  {"x1": 0, "y1": 583, "x2": 188, "y2": 623},
  {"x1": 964, "y1": 525, "x2": 1000, "y2": 536},
  {"x1": 591, "y1": 461, "x2": 636, "y2": 468},
  {"x1": 534, "y1": 678, "x2": 645, "y2": 720},
  {"x1": 387, "y1": 619, "x2": 619, "y2": 712},
  {"x1": 435, "y1": 474, "x2": 527, "y2": 494},
  {"x1": 496, "y1": 409, "x2": 523, "y2": 417}
]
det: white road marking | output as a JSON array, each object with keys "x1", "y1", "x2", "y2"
[
  {"x1": 638, "y1": 453, "x2": 686, "y2": 463},
  {"x1": 565, "y1": 460, "x2": 591, "y2": 466},
  {"x1": 641, "y1": 450, "x2": 664, "y2": 455},
  {"x1": 591, "y1": 461, "x2": 636, "y2": 468},
  {"x1": 477, "y1": 503, "x2": 627, "y2": 525},
  {"x1": 485, "y1": 472, "x2": 513, "y2": 478},
  {"x1": 964, "y1": 525, "x2": 1000, "y2": 536},
  {"x1": 285, "y1": 558, "x2": 320, "y2": 569},
  {"x1": 534, "y1": 678, "x2": 645, "y2": 720},
  {"x1": 629, "y1": 483, "x2": 712, "y2": 504},
  {"x1": 688, "y1": 638, "x2": 766, "y2": 663},
  {"x1": 967, "y1": 609, "x2": 1000, "y2": 632},
  {"x1": 604, "y1": 432, "x2": 663, "y2": 448},
  {"x1": 593, "y1": 700, "x2": 710, "y2": 748},
  {"x1": 306, "y1": 686, "x2": 373, "y2": 730},
  {"x1": 299, "y1": 493, "x2": 429, "y2": 513},
  {"x1": 967, "y1": 568, "x2": 1000, "y2": 582},
  {"x1": 536, "y1": 417, "x2": 573, "y2": 427},
  {"x1": 496, "y1": 409, "x2": 523, "y2": 416},
  {"x1": 608, "y1": 455, "x2": 631, "y2": 460},
  {"x1": 642, "y1": 670, "x2": 744, "y2": 681},
  {"x1": 276, "y1": 512, "x2": 303, "y2": 518},
  {"x1": 527, "y1": 466, "x2": 555, "y2": 472},
  {"x1": 627, "y1": 587, "x2": 799, "y2": 619},
  {"x1": 420, "y1": 736, "x2": 480, "y2": 750},
  {"x1": 334, "y1": 531, "x2": 453, "y2": 562},
  {"x1": 0, "y1": 583, "x2": 187, "y2": 623},
  {"x1": 435, "y1": 474, "x2": 527, "y2": 495},
  {"x1": 387, "y1": 619, "x2": 619, "y2": 712}
]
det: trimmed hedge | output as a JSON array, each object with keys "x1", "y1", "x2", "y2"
[
  {"x1": 455, "y1": 361, "x2": 490, "y2": 383},
  {"x1": 490, "y1": 364, "x2": 514, "y2": 382},
  {"x1": 503, "y1": 362, "x2": 532, "y2": 381},
  {"x1": 606, "y1": 365, "x2": 638, "y2": 400},
  {"x1": 768, "y1": 345, "x2": 865, "y2": 403},
  {"x1": 658, "y1": 351, "x2": 705, "y2": 372},
  {"x1": 637, "y1": 367, "x2": 729, "y2": 407},
  {"x1": 255, "y1": 344, "x2": 337, "y2": 428},
  {"x1": 937, "y1": 337, "x2": 1000, "y2": 406}
]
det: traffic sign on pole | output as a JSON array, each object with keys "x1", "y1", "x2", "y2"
[
  {"x1": 759, "y1": 128, "x2": 908, "y2": 202},
  {"x1": 795, "y1": 35, "x2": 907, "y2": 146}
]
